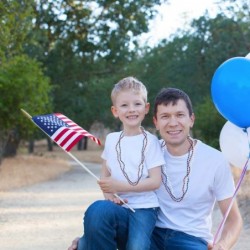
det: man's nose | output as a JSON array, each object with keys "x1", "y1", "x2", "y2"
[{"x1": 168, "y1": 116, "x2": 178, "y2": 125}]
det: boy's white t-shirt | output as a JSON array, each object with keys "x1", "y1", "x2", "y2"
[
  {"x1": 156, "y1": 139, "x2": 235, "y2": 243},
  {"x1": 102, "y1": 131, "x2": 165, "y2": 209}
]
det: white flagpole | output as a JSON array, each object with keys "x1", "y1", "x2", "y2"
[
  {"x1": 67, "y1": 152, "x2": 135, "y2": 212},
  {"x1": 21, "y1": 109, "x2": 135, "y2": 212}
]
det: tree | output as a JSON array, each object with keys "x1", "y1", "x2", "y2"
[
  {"x1": 27, "y1": 0, "x2": 168, "y2": 134},
  {"x1": 193, "y1": 97, "x2": 226, "y2": 149},
  {"x1": 0, "y1": 0, "x2": 35, "y2": 59},
  {"x1": 0, "y1": 0, "x2": 52, "y2": 161},
  {"x1": 124, "y1": 6, "x2": 250, "y2": 144},
  {"x1": 0, "y1": 55, "x2": 51, "y2": 160}
]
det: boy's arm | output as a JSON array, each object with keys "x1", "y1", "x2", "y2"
[
  {"x1": 100, "y1": 160, "x2": 110, "y2": 178},
  {"x1": 100, "y1": 160, "x2": 112, "y2": 200},
  {"x1": 100, "y1": 161, "x2": 123, "y2": 203},
  {"x1": 98, "y1": 166, "x2": 162, "y2": 193}
]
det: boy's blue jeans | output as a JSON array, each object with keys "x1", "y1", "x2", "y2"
[
  {"x1": 77, "y1": 200, "x2": 208, "y2": 250},
  {"x1": 77, "y1": 200, "x2": 157, "y2": 250}
]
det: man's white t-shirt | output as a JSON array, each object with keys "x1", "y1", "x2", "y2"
[{"x1": 156, "y1": 139, "x2": 235, "y2": 243}]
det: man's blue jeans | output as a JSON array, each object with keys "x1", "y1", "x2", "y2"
[
  {"x1": 150, "y1": 227, "x2": 208, "y2": 250},
  {"x1": 77, "y1": 200, "x2": 157, "y2": 250}
]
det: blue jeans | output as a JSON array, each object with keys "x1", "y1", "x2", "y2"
[
  {"x1": 150, "y1": 227, "x2": 208, "y2": 250},
  {"x1": 77, "y1": 200, "x2": 158, "y2": 250}
]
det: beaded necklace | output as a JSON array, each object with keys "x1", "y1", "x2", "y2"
[
  {"x1": 115, "y1": 127, "x2": 148, "y2": 186},
  {"x1": 161, "y1": 137, "x2": 195, "y2": 202}
]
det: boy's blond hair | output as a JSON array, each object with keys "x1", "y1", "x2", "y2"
[{"x1": 111, "y1": 76, "x2": 148, "y2": 104}]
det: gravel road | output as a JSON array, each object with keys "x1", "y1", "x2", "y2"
[
  {"x1": 0, "y1": 162, "x2": 103, "y2": 250},
  {"x1": 0, "y1": 162, "x2": 249, "y2": 249}
]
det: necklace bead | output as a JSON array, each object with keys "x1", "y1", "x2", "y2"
[
  {"x1": 115, "y1": 127, "x2": 148, "y2": 186},
  {"x1": 161, "y1": 137, "x2": 195, "y2": 202}
]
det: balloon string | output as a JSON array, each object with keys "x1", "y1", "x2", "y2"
[
  {"x1": 213, "y1": 132, "x2": 250, "y2": 246},
  {"x1": 213, "y1": 159, "x2": 249, "y2": 245}
]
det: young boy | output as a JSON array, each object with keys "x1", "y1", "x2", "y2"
[{"x1": 77, "y1": 77, "x2": 165, "y2": 250}]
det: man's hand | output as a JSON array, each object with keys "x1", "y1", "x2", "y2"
[
  {"x1": 67, "y1": 237, "x2": 80, "y2": 250},
  {"x1": 208, "y1": 242, "x2": 228, "y2": 250}
]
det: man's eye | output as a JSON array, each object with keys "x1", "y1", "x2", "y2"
[{"x1": 161, "y1": 115, "x2": 169, "y2": 119}]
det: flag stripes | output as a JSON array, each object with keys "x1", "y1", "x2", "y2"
[
  {"x1": 54, "y1": 113, "x2": 101, "y2": 146},
  {"x1": 32, "y1": 113, "x2": 101, "y2": 152}
]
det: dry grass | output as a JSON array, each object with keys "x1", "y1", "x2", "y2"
[
  {"x1": 0, "y1": 143, "x2": 102, "y2": 191},
  {"x1": 232, "y1": 167, "x2": 250, "y2": 200},
  {"x1": 0, "y1": 155, "x2": 71, "y2": 191}
]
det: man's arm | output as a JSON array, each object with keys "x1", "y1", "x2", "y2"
[{"x1": 210, "y1": 198, "x2": 242, "y2": 250}]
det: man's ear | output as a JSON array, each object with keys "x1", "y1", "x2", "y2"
[
  {"x1": 153, "y1": 116, "x2": 159, "y2": 130},
  {"x1": 111, "y1": 106, "x2": 119, "y2": 118},
  {"x1": 190, "y1": 113, "x2": 195, "y2": 128}
]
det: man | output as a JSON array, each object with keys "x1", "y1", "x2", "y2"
[{"x1": 68, "y1": 87, "x2": 242, "y2": 250}]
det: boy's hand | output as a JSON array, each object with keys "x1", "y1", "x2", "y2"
[
  {"x1": 67, "y1": 237, "x2": 80, "y2": 250},
  {"x1": 98, "y1": 177, "x2": 118, "y2": 193}
]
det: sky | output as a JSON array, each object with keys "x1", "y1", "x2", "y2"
[{"x1": 139, "y1": 0, "x2": 220, "y2": 47}]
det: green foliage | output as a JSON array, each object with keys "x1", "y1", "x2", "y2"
[
  {"x1": 0, "y1": 0, "x2": 53, "y2": 159},
  {"x1": 192, "y1": 97, "x2": 226, "y2": 149},
  {"x1": 0, "y1": 0, "x2": 35, "y2": 58},
  {"x1": 120, "y1": 5, "x2": 250, "y2": 144},
  {"x1": 2, "y1": 0, "x2": 250, "y2": 153},
  {"x1": 31, "y1": 0, "x2": 166, "y2": 63},
  {"x1": 27, "y1": 0, "x2": 167, "y2": 131},
  {"x1": 0, "y1": 55, "x2": 51, "y2": 137}
]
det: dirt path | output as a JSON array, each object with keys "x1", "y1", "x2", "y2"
[
  {"x1": 0, "y1": 160, "x2": 249, "y2": 249},
  {"x1": 0, "y1": 161, "x2": 103, "y2": 250}
]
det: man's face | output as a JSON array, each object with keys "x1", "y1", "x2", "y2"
[{"x1": 153, "y1": 99, "x2": 195, "y2": 147}]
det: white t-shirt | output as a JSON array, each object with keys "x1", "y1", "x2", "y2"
[
  {"x1": 102, "y1": 131, "x2": 165, "y2": 209},
  {"x1": 156, "y1": 139, "x2": 235, "y2": 243}
]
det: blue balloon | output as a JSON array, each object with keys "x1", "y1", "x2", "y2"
[{"x1": 211, "y1": 57, "x2": 250, "y2": 128}]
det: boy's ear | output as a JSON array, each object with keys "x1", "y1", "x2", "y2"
[
  {"x1": 111, "y1": 106, "x2": 119, "y2": 118},
  {"x1": 145, "y1": 103, "x2": 150, "y2": 114}
]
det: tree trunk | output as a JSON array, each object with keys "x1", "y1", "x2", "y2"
[
  {"x1": 47, "y1": 137, "x2": 53, "y2": 151},
  {"x1": 3, "y1": 128, "x2": 20, "y2": 157},
  {"x1": 83, "y1": 137, "x2": 88, "y2": 150},
  {"x1": 0, "y1": 130, "x2": 7, "y2": 164},
  {"x1": 28, "y1": 139, "x2": 34, "y2": 153},
  {"x1": 0, "y1": 139, "x2": 3, "y2": 165},
  {"x1": 77, "y1": 137, "x2": 88, "y2": 150}
]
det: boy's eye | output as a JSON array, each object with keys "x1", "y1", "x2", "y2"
[{"x1": 135, "y1": 102, "x2": 142, "y2": 106}]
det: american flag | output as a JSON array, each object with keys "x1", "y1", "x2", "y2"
[{"x1": 32, "y1": 113, "x2": 101, "y2": 152}]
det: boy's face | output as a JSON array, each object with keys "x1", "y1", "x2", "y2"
[
  {"x1": 111, "y1": 90, "x2": 149, "y2": 130},
  {"x1": 153, "y1": 99, "x2": 195, "y2": 148}
]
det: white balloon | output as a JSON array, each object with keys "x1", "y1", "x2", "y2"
[{"x1": 219, "y1": 121, "x2": 250, "y2": 169}]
